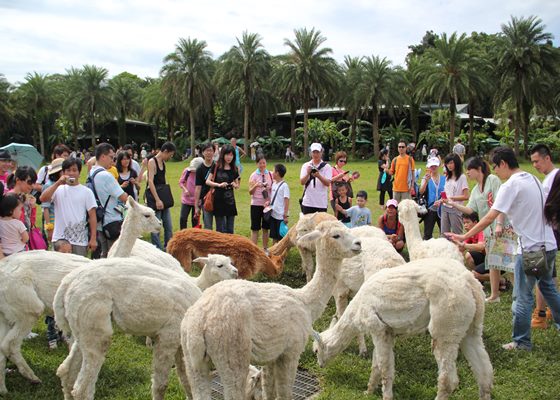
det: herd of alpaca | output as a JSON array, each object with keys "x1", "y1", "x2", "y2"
[{"x1": 0, "y1": 198, "x2": 496, "y2": 400}]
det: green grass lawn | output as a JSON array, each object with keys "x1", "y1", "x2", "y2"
[{"x1": 8, "y1": 158, "x2": 560, "y2": 399}]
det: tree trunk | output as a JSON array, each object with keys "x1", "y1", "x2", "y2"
[
  {"x1": 514, "y1": 99, "x2": 521, "y2": 156},
  {"x1": 290, "y1": 101, "x2": 297, "y2": 152},
  {"x1": 90, "y1": 112, "x2": 96, "y2": 150},
  {"x1": 37, "y1": 119, "x2": 45, "y2": 157},
  {"x1": 72, "y1": 118, "x2": 79, "y2": 151},
  {"x1": 243, "y1": 102, "x2": 250, "y2": 155},
  {"x1": 468, "y1": 99, "x2": 475, "y2": 156},
  {"x1": 189, "y1": 106, "x2": 196, "y2": 156},
  {"x1": 449, "y1": 100, "x2": 456, "y2": 153},
  {"x1": 522, "y1": 99, "x2": 531, "y2": 158},
  {"x1": 207, "y1": 116, "x2": 212, "y2": 140},
  {"x1": 410, "y1": 103, "x2": 419, "y2": 143},
  {"x1": 303, "y1": 95, "x2": 309, "y2": 158},
  {"x1": 118, "y1": 110, "x2": 126, "y2": 147},
  {"x1": 351, "y1": 116, "x2": 357, "y2": 158},
  {"x1": 372, "y1": 104, "x2": 380, "y2": 159}
]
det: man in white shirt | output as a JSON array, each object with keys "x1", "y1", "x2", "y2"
[
  {"x1": 452, "y1": 138, "x2": 466, "y2": 161},
  {"x1": 448, "y1": 146, "x2": 560, "y2": 351},
  {"x1": 530, "y1": 144, "x2": 559, "y2": 329},
  {"x1": 299, "y1": 143, "x2": 332, "y2": 214}
]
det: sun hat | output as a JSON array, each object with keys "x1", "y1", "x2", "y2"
[
  {"x1": 386, "y1": 199, "x2": 399, "y2": 208},
  {"x1": 426, "y1": 157, "x2": 440, "y2": 168},
  {"x1": 187, "y1": 157, "x2": 204, "y2": 171},
  {"x1": 310, "y1": 143, "x2": 322, "y2": 152},
  {"x1": 48, "y1": 158, "x2": 65, "y2": 175},
  {"x1": 279, "y1": 221, "x2": 289, "y2": 238},
  {"x1": 0, "y1": 149, "x2": 12, "y2": 161}
]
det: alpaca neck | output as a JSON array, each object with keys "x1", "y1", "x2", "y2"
[
  {"x1": 193, "y1": 271, "x2": 213, "y2": 291},
  {"x1": 402, "y1": 215, "x2": 423, "y2": 249},
  {"x1": 322, "y1": 305, "x2": 360, "y2": 360},
  {"x1": 110, "y1": 218, "x2": 138, "y2": 258},
  {"x1": 268, "y1": 231, "x2": 292, "y2": 256},
  {"x1": 296, "y1": 248, "x2": 343, "y2": 322}
]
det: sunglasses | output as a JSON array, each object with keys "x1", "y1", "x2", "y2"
[{"x1": 338, "y1": 159, "x2": 347, "y2": 163}]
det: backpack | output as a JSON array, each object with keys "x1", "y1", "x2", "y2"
[{"x1": 86, "y1": 168, "x2": 110, "y2": 223}]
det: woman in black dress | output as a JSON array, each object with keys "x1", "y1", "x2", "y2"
[
  {"x1": 206, "y1": 145, "x2": 240, "y2": 234},
  {"x1": 377, "y1": 148, "x2": 392, "y2": 208},
  {"x1": 116, "y1": 151, "x2": 139, "y2": 200}
]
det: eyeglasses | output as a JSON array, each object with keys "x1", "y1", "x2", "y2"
[{"x1": 338, "y1": 159, "x2": 347, "y2": 164}]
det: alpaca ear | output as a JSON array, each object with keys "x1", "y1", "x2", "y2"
[
  {"x1": 298, "y1": 230, "x2": 321, "y2": 247},
  {"x1": 127, "y1": 196, "x2": 137, "y2": 208},
  {"x1": 193, "y1": 257, "x2": 208, "y2": 265}
]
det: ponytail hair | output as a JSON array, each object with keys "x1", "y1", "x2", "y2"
[{"x1": 465, "y1": 156, "x2": 490, "y2": 191}]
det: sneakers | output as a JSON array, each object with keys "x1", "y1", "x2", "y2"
[
  {"x1": 25, "y1": 332, "x2": 39, "y2": 340},
  {"x1": 531, "y1": 309, "x2": 548, "y2": 329},
  {"x1": 502, "y1": 341, "x2": 531, "y2": 351},
  {"x1": 485, "y1": 296, "x2": 500, "y2": 303},
  {"x1": 48, "y1": 339, "x2": 58, "y2": 350}
]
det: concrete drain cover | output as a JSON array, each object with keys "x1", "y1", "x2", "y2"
[{"x1": 210, "y1": 368, "x2": 320, "y2": 399}]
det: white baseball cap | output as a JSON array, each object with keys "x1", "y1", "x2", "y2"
[
  {"x1": 310, "y1": 143, "x2": 322, "y2": 152},
  {"x1": 426, "y1": 157, "x2": 440, "y2": 168}
]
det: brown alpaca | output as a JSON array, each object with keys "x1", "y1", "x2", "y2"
[{"x1": 167, "y1": 229, "x2": 286, "y2": 279}]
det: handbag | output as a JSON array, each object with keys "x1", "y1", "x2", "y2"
[
  {"x1": 521, "y1": 175, "x2": 549, "y2": 277},
  {"x1": 202, "y1": 163, "x2": 219, "y2": 213},
  {"x1": 146, "y1": 184, "x2": 174, "y2": 210},
  {"x1": 263, "y1": 182, "x2": 284, "y2": 223},
  {"x1": 28, "y1": 227, "x2": 48, "y2": 250},
  {"x1": 103, "y1": 220, "x2": 122, "y2": 241}
]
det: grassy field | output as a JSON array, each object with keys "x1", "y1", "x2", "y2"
[{"x1": 7, "y1": 158, "x2": 560, "y2": 399}]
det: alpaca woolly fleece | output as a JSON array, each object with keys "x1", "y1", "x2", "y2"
[
  {"x1": 313, "y1": 258, "x2": 493, "y2": 400},
  {"x1": 181, "y1": 220, "x2": 361, "y2": 400}
]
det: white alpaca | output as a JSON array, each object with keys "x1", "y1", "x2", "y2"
[
  {"x1": 181, "y1": 221, "x2": 361, "y2": 400},
  {"x1": 330, "y1": 237, "x2": 406, "y2": 356},
  {"x1": 397, "y1": 199, "x2": 463, "y2": 262},
  {"x1": 312, "y1": 259, "x2": 493, "y2": 400},
  {"x1": 54, "y1": 259, "x2": 203, "y2": 400},
  {"x1": 0, "y1": 251, "x2": 90, "y2": 394}
]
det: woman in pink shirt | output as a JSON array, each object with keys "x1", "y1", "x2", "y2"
[
  {"x1": 7, "y1": 166, "x2": 38, "y2": 232},
  {"x1": 179, "y1": 157, "x2": 203, "y2": 229},
  {"x1": 248, "y1": 155, "x2": 273, "y2": 252}
]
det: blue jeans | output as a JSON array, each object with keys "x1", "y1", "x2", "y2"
[
  {"x1": 512, "y1": 250, "x2": 560, "y2": 349},
  {"x1": 151, "y1": 208, "x2": 173, "y2": 250},
  {"x1": 202, "y1": 209, "x2": 214, "y2": 230},
  {"x1": 215, "y1": 215, "x2": 235, "y2": 234}
]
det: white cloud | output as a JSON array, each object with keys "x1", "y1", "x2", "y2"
[{"x1": 1, "y1": 0, "x2": 558, "y2": 83}]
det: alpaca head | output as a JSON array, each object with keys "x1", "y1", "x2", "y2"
[
  {"x1": 311, "y1": 330, "x2": 333, "y2": 368},
  {"x1": 267, "y1": 249, "x2": 287, "y2": 276},
  {"x1": 193, "y1": 254, "x2": 238, "y2": 284},
  {"x1": 397, "y1": 199, "x2": 426, "y2": 224},
  {"x1": 298, "y1": 220, "x2": 361, "y2": 259},
  {"x1": 125, "y1": 197, "x2": 162, "y2": 235},
  {"x1": 294, "y1": 213, "x2": 323, "y2": 251}
]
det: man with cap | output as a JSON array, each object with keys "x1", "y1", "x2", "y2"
[
  {"x1": 419, "y1": 156, "x2": 446, "y2": 239},
  {"x1": 299, "y1": 143, "x2": 332, "y2": 214},
  {"x1": 0, "y1": 149, "x2": 13, "y2": 193}
]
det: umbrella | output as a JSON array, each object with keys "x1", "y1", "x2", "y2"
[
  {"x1": 250, "y1": 141, "x2": 260, "y2": 147},
  {"x1": 211, "y1": 137, "x2": 231, "y2": 145},
  {"x1": 0, "y1": 143, "x2": 44, "y2": 170}
]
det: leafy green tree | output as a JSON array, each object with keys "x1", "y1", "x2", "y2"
[
  {"x1": 272, "y1": 56, "x2": 300, "y2": 150},
  {"x1": 63, "y1": 67, "x2": 86, "y2": 150},
  {"x1": 161, "y1": 38, "x2": 214, "y2": 154},
  {"x1": 397, "y1": 56, "x2": 424, "y2": 142},
  {"x1": 416, "y1": 32, "x2": 475, "y2": 152},
  {"x1": 109, "y1": 73, "x2": 141, "y2": 146},
  {"x1": 339, "y1": 56, "x2": 365, "y2": 157},
  {"x1": 217, "y1": 32, "x2": 270, "y2": 154},
  {"x1": 66, "y1": 65, "x2": 113, "y2": 149},
  {"x1": 0, "y1": 74, "x2": 12, "y2": 135},
  {"x1": 283, "y1": 28, "x2": 340, "y2": 156},
  {"x1": 361, "y1": 55, "x2": 398, "y2": 159},
  {"x1": 142, "y1": 79, "x2": 173, "y2": 144},
  {"x1": 497, "y1": 16, "x2": 559, "y2": 156}
]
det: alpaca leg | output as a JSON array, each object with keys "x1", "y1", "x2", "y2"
[
  {"x1": 272, "y1": 355, "x2": 299, "y2": 400},
  {"x1": 460, "y1": 334, "x2": 493, "y2": 400},
  {"x1": 215, "y1": 355, "x2": 250, "y2": 400},
  {"x1": 150, "y1": 336, "x2": 178, "y2": 400},
  {"x1": 183, "y1": 338, "x2": 212, "y2": 400},
  {"x1": 432, "y1": 339, "x2": 460, "y2": 400},
  {"x1": 371, "y1": 332, "x2": 395, "y2": 400},
  {"x1": 1, "y1": 316, "x2": 42, "y2": 383},
  {"x1": 57, "y1": 341, "x2": 83, "y2": 400},
  {"x1": 366, "y1": 343, "x2": 381, "y2": 395},
  {"x1": 261, "y1": 364, "x2": 275, "y2": 400},
  {"x1": 174, "y1": 348, "x2": 192, "y2": 399},
  {"x1": 0, "y1": 317, "x2": 9, "y2": 394}
]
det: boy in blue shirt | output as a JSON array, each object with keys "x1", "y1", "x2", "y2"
[{"x1": 340, "y1": 190, "x2": 371, "y2": 227}]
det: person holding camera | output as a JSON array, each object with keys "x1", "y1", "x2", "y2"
[
  {"x1": 299, "y1": 143, "x2": 332, "y2": 214},
  {"x1": 40, "y1": 157, "x2": 97, "y2": 256},
  {"x1": 206, "y1": 145, "x2": 240, "y2": 234},
  {"x1": 248, "y1": 154, "x2": 273, "y2": 251}
]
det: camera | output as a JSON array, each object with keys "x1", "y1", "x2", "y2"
[
  {"x1": 310, "y1": 167, "x2": 318, "y2": 175},
  {"x1": 66, "y1": 177, "x2": 76, "y2": 184}
]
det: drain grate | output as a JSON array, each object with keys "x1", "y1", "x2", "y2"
[{"x1": 210, "y1": 368, "x2": 320, "y2": 400}]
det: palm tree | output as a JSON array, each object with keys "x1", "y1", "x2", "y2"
[
  {"x1": 398, "y1": 56, "x2": 425, "y2": 143},
  {"x1": 143, "y1": 79, "x2": 176, "y2": 144},
  {"x1": 339, "y1": 56, "x2": 365, "y2": 157},
  {"x1": 416, "y1": 33, "x2": 475, "y2": 152},
  {"x1": 0, "y1": 74, "x2": 12, "y2": 135},
  {"x1": 110, "y1": 74, "x2": 141, "y2": 146},
  {"x1": 497, "y1": 16, "x2": 559, "y2": 156},
  {"x1": 161, "y1": 38, "x2": 214, "y2": 154},
  {"x1": 217, "y1": 31, "x2": 270, "y2": 154},
  {"x1": 272, "y1": 57, "x2": 301, "y2": 151},
  {"x1": 361, "y1": 56, "x2": 397, "y2": 159},
  {"x1": 19, "y1": 72, "x2": 56, "y2": 156},
  {"x1": 66, "y1": 65, "x2": 113, "y2": 149},
  {"x1": 284, "y1": 28, "x2": 340, "y2": 157},
  {"x1": 63, "y1": 67, "x2": 86, "y2": 150}
]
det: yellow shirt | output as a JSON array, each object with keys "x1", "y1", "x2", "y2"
[
  {"x1": 390, "y1": 155, "x2": 415, "y2": 192},
  {"x1": 108, "y1": 166, "x2": 119, "y2": 180}
]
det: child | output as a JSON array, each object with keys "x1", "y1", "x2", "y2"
[
  {"x1": 341, "y1": 190, "x2": 371, "y2": 228},
  {"x1": 53, "y1": 238, "x2": 72, "y2": 253},
  {"x1": 0, "y1": 193, "x2": 29, "y2": 256},
  {"x1": 458, "y1": 212, "x2": 486, "y2": 271},
  {"x1": 333, "y1": 183, "x2": 352, "y2": 227},
  {"x1": 267, "y1": 164, "x2": 290, "y2": 244}
]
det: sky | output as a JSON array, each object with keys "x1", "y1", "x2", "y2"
[{"x1": 1, "y1": 0, "x2": 559, "y2": 85}]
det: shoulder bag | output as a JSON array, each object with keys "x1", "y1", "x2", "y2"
[
  {"x1": 203, "y1": 163, "x2": 218, "y2": 213},
  {"x1": 263, "y1": 181, "x2": 285, "y2": 223},
  {"x1": 521, "y1": 176, "x2": 549, "y2": 277}
]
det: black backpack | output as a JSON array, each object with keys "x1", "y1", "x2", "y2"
[{"x1": 86, "y1": 169, "x2": 110, "y2": 223}]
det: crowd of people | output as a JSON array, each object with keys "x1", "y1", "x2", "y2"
[{"x1": 0, "y1": 137, "x2": 559, "y2": 352}]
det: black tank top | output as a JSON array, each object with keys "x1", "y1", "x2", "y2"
[{"x1": 152, "y1": 158, "x2": 166, "y2": 185}]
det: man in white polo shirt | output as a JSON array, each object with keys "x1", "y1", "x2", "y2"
[
  {"x1": 448, "y1": 146, "x2": 560, "y2": 351},
  {"x1": 299, "y1": 143, "x2": 332, "y2": 214}
]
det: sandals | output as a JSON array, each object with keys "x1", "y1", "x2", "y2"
[
  {"x1": 499, "y1": 279, "x2": 512, "y2": 292},
  {"x1": 502, "y1": 341, "x2": 531, "y2": 351}
]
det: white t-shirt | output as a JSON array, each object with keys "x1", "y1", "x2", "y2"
[
  {"x1": 270, "y1": 181, "x2": 290, "y2": 220},
  {"x1": 89, "y1": 166, "x2": 125, "y2": 228},
  {"x1": 0, "y1": 218, "x2": 27, "y2": 255},
  {"x1": 52, "y1": 184, "x2": 97, "y2": 246},
  {"x1": 542, "y1": 168, "x2": 559, "y2": 199},
  {"x1": 300, "y1": 160, "x2": 332, "y2": 209},
  {"x1": 492, "y1": 171, "x2": 557, "y2": 253},
  {"x1": 443, "y1": 174, "x2": 468, "y2": 212}
]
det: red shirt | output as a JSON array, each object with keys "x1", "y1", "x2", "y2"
[{"x1": 465, "y1": 231, "x2": 485, "y2": 244}]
